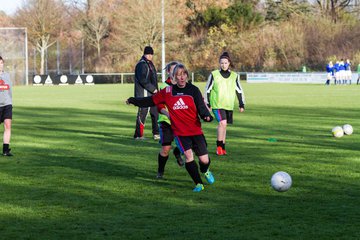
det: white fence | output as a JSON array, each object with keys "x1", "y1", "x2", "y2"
[{"x1": 246, "y1": 72, "x2": 358, "y2": 84}]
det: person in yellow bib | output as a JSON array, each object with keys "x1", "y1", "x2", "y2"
[{"x1": 204, "y1": 52, "x2": 245, "y2": 156}]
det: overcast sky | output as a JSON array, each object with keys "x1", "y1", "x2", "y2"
[{"x1": 0, "y1": 0, "x2": 23, "y2": 16}]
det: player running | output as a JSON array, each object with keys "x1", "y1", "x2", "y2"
[
  {"x1": 204, "y1": 51, "x2": 245, "y2": 156},
  {"x1": 127, "y1": 63, "x2": 215, "y2": 192},
  {"x1": 156, "y1": 61, "x2": 184, "y2": 179}
]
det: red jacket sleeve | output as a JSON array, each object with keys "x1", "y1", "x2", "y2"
[{"x1": 152, "y1": 86, "x2": 168, "y2": 106}]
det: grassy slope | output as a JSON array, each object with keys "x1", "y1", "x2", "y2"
[{"x1": 0, "y1": 83, "x2": 358, "y2": 239}]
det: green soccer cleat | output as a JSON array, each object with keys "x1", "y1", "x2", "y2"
[
  {"x1": 193, "y1": 183, "x2": 204, "y2": 192},
  {"x1": 204, "y1": 170, "x2": 215, "y2": 185}
]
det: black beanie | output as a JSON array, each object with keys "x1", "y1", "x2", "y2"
[
  {"x1": 144, "y1": 46, "x2": 154, "y2": 55},
  {"x1": 219, "y1": 51, "x2": 231, "y2": 61}
]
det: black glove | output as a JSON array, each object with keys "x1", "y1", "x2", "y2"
[
  {"x1": 203, "y1": 115, "x2": 213, "y2": 122},
  {"x1": 126, "y1": 97, "x2": 136, "y2": 105}
]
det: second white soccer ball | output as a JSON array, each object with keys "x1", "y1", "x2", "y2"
[
  {"x1": 342, "y1": 124, "x2": 353, "y2": 135},
  {"x1": 332, "y1": 126, "x2": 344, "y2": 138},
  {"x1": 271, "y1": 171, "x2": 292, "y2": 192}
]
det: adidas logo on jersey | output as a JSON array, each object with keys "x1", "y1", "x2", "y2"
[{"x1": 173, "y1": 98, "x2": 188, "y2": 110}]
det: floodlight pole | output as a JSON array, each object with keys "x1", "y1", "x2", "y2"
[
  {"x1": 24, "y1": 28, "x2": 29, "y2": 85},
  {"x1": 161, "y1": 0, "x2": 165, "y2": 82},
  {"x1": 56, "y1": 40, "x2": 60, "y2": 75},
  {"x1": 81, "y1": 38, "x2": 84, "y2": 74}
]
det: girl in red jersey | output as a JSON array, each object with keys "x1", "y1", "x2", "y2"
[
  {"x1": 156, "y1": 61, "x2": 184, "y2": 179},
  {"x1": 127, "y1": 63, "x2": 215, "y2": 192}
]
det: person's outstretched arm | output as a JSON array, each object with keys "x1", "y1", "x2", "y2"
[{"x1": 126, "y1": 96, "x2": 155, "y2": 107}]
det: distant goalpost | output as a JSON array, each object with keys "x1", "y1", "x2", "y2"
[{"x1": 0, "y1": 27, "x2": 28, "y2": 85}]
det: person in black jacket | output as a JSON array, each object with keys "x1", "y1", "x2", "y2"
[{"x1": 133, "y1": 46, "x2": 159, "y2": 140}]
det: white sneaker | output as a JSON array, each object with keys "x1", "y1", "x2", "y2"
[
  {"x1": 153, "y1": 134, "x2": 160, "y2": 140},
  {"x1": 134, "y1": 137, "x2": 146, "y2": 140}
]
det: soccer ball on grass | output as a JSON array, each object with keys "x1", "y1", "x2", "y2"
[
  {"x1": 332, "y1": 126, "x2": 344, "y2": 138},
  {"x1": 271, "y1": 171, "x2": 292, "y2": 192},
  {"x1": 342, "y1": 124, "x2": 353, "y2": 135}
]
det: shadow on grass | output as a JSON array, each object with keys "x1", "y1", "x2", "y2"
[{"x1": 0, "y1": 104, "x2": 358, "y2": 239}]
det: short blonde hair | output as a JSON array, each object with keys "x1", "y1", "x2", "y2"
[{"x1": 172, "y1": 63, "x2": 189, "y2": 77}]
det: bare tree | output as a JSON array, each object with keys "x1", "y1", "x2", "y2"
[
  {"x1": 107, "y1": 0, "x2": 187, "y2": 71},
  {"x1": 0, "y1": 13, "x2": 14, "y2": 27},
  {"x1": 13, "y1": 0, "x2": 66, "y2": 74},
  {"x1": 77, "y1": 0, "x2": 113, "y2": 59},
  {"x1": 316, "y1": 0, "x2": 353, "y2": 22},
  {"x1": 117, "y1": 0, "x2": 163, "y2": 51}
]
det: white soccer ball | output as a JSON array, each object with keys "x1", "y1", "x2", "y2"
[
  {"x1": 332, "y1": 126, "x2": 344, "y2": 138},
  {"x1": 342, "y1": 124, "x2": 353, "y2": 135},
  {"x1": 271, "y1": 171, "x2": 292, "y2": 192}
]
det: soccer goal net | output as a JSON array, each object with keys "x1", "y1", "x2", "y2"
[{"x1": 0, "y1": 28, "x2": 28, "y2": 85}]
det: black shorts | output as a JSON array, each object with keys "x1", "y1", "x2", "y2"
[
  {"x1": 212, "y1": 109, "x2": 233, "y2": 124},
  {"x1": 159, "y1": 122, "x2": 174, "y2": 146},
  {"x1": 0, "y1": 105, "x2": 12, "y2": 123},
  {"x1": 174, "y1": 134, "x2": 208, "y2": 156}
]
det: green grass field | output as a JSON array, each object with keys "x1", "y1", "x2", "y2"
[{"x1": 1, "y1": 83, "x2": 359, "y2": 239}]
